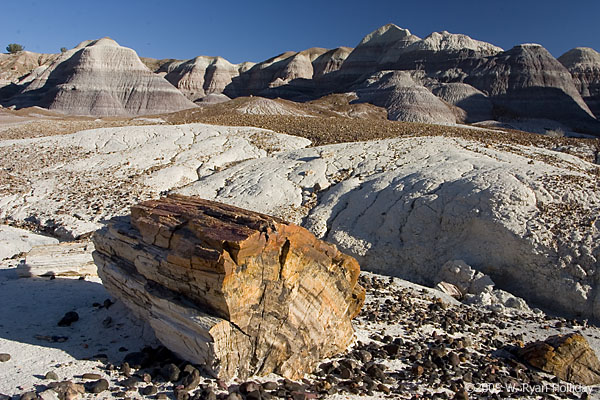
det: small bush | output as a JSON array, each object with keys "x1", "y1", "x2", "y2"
[
  {"x1": 60, "y1": 47, "x2": 67, "y2": 53},
  {"x1": 6, "y1": 43, "x2": 24, "y2": 53}
]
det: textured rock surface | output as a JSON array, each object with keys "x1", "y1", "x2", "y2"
[
  {"x1": 355, "y1": 71, "x2": 456, "y2": 123},
  {"x1": 17, "y1": 241, "x2": 96, "y2": 277},
  {"x1": 312, "y1": 47, "x2": 352, "y2": 78},
  {"x1": 4, "y1": 38, "x2": 196, "y2": 116},
  {"x1": 177, "y1": 135, "x2": 600, "y2": 320},
  {"x1": 92, "y1": 195, "x2": 364, "y2": 379},
  {"x1": 0, "y1": 123, "x2": 310, "y2": 238},
  {"x1": 559, "y1": 47, "x2": 600, "y2": 119},
  {"x1": 518, "y1": 333, "x2": 600, "y2": 385}
]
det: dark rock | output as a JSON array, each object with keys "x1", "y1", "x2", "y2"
[
  {"x1": 86, "y1": 378, "x2": 109, "y2": 394},
  {"x1": 123, "y1": 352, "x2": 148, "y2": 369},
  {"x1": 141, "y1": 385, "x2": 158, "y2": 396},
  {"x1": 82, "y1": 373, "x2": 102, "y2": 380},
  {"x1": 245, "y1": 390, "x2": 262, "y2": 400},
  {"x1": 0, "y1": 354, "x2": 10, "y2": 362},
  {"x1": 161, "y1": 363, "x2": 181, "y2": 382},
  {"x1": 57, "y1": 311, "x2": 79, "y2": 327},
  {"x1": 261, "y1": 381, "x2": 278, "y2": 391}
]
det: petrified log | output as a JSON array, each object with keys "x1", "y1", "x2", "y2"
[
  {"x1": 518, "y1": 333, "x2": 600, "y2": 385},
  {"x1": 17, "y1": 241, "x2": 96, "y2": 278},
  {"x1": 92, "y1": 194, "x2": 364, "y2": 380}
]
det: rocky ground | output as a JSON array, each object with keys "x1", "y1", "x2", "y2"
[
  {"x1": 0, "y1": 263, "x2": 599, "y2": 400},
  {"x1": 0, "y1": 108, "x2": 599, "y2": 399}
]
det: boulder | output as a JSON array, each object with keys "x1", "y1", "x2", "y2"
[
  {"x1": 92, "y1": 195, "x2": 364, "y2": 380},
  {"x1": 518, "y1": 333, "x2": 600, "y2": 385}
]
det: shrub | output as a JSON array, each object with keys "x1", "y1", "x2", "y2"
[
  {"x1": 6, "y1": 43, "x2": 24, "y2": 54},
  {"x1": 60, "y1": 47, "x2": 67, "y2": 53}
]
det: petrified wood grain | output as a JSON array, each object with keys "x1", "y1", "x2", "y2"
[
  {"x1": 17, "y1": 241, "x2": 97, "y2": 278},
  {"x1": 92, "y1": 194, "x2": 364, "y2": 380}
]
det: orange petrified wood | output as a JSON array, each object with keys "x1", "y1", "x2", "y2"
[{"x1": 92, "y1": 194, "x2": 364, "y2": 380}]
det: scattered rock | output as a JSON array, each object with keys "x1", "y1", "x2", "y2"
[
  {"x1": 47, "y1": 380, "x2": 85, "y2": 400},
  {"x1": 57, "y1": 311, "x2": 79, "y2": 327},
  {"x1": 0, "y1": 353, "x2": 10, "y2": 362}
]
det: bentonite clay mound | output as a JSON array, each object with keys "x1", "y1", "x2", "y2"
[{"x1": 92, "y1": 194, "x2": 364, "y2": 380}]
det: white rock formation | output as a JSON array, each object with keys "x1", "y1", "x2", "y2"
[
  {"x1": 0, "y1": 123, "x2": 310, "y2": 238},
  {"x1": 9, "y1": 38, "x2": 196, "y2": 116},
  {"x1": 161, "y1": 56, "x2": 249, "y2": 101},
  {"x1": 176, "y1": 135, "x2": 600, "y2": 320}
]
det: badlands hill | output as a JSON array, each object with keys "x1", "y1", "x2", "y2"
[
  {"x1": 1, "y1": 24, "x2": 600, "y2": 134},
  {"x1": 1, "y1": 38, "x2": 195, "y2": 116}
]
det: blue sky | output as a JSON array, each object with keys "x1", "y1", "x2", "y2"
[{"x1": 3, "y1": 0, "x2": 599, "y2": 63}]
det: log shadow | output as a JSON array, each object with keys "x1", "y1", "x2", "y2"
[{"x1": 0, "y1": 268, "x2": 155, "y2": 366}]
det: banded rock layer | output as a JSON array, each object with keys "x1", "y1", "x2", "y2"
[{"x1": 92, "y1": 195, "x2": 364, "y2": 380}]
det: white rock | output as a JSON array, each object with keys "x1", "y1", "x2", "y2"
[
  {"x1": 17, "y1": 241, "x2": 96, "y2": 278},
  {"x1": 0, "y1": 225, "x2": 58, "y2": 260},
  {"x1": 177, "y1": 135, "x2": 599, "y2": 319}
]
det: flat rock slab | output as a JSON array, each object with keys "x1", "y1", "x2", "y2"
[
  {"x1": 17, "y1": 241, "x2": 96, "y2": 278},
  {"x1": 92, "y1": 195, "x2": 364, "y2": 380}
]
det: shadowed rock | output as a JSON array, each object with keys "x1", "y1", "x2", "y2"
[{"x1": 92, "y1": 195, "x2": 364, "y2": 380}]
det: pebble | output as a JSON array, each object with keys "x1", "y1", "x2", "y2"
[
  {"x1": 141, "y1": 385, "x2": 157, "y2": 396},
  {"x1": 44, "y1": 371, "x2": 59, "y2": 380},
  {"x1": 161, "y1": 362, "x2": 181, "y2": 382},
  {"x1": 0, "y1": 354, "x2": 10, "y2": 362},
  {"x1": 57, "y1": 311, "x2": 79, "y2": 327},
  {"x1": 82, "y1": 373, "x2": 102, "y2": 380},
  {"x1": 86, "y1": 379, "x2": 109, "y2": 393}
]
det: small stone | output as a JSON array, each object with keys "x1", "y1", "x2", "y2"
[
  {"x1": 157, "y1": 394, "x2": 168, "y2": 400},
  {"x1": 161, "y1": 363, "x2": 181, "y2": 382},
  {"x1": 181, "y1": 369, "x2": 200, "y2": 391},
  {"x1": 141, "y1": 385, "x2": 157, "y2": 396},
  {"x1": 86, "y1": 379, "x2": 109, "y2": 394},
  {"x1": 120, "y1": 362, "x2": 131, "y2": 377},
  {"x1": 0, "y1": 354, "x2": 10, "y2": 362},
  {"x1": 45, "y1": 371, "x2": 59, "y2": 380},
  {"x1": 262, "y1": 381, "x2": 278, "y2": 391},
  {"x1": 82, "y1": 373, "x2": 102, "y2": 380},
  {"x1": 225, "y1": 394, "x2": 243, "y2": 400},
  {"x1": 449, "y1": 352, "x2": 461, "y2": 367},
  {"x1": 57, "y1": 311, "x2": 79, "y2": 327},
  {"x1": 245, "y1": 390, "x2": 261, "y2": 400},
  {"x1": 19, "y1": 392, "x2": 38, "y2": 400}
]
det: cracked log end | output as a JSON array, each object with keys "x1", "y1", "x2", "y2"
[{"x1": 92, "y1": 194, "x2": 364, "y2": 380}]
